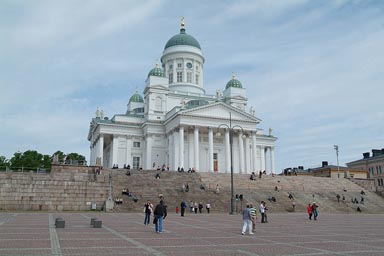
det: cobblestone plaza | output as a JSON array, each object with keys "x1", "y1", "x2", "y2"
[{"x1": 0, "y1": 212, "x2": 383, "y2": 256}]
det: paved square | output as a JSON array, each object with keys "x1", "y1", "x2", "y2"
[{"x1": 0, "y1": 212, "x2": 383, "y2": 255}]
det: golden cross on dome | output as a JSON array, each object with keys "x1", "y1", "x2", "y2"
[
  {"x1": 155, "y1": 58, "x2": 159, "y2": 68},
  {"x1": 232, "y1": 72, "x2": 236, "y2": 80},
  {"x1": 181, "y1": 16, "x2": 185, "y2": 28}
]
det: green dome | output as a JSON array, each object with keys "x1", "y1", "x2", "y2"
[
  {"x1": 148, "y1": 64, "x2": 165, "y2": 78},
  {"x1": 225, "y1": 74, "x2": 243, "y2": 89},
  {"x1": 164, "y1": 28, "x2": 201, "y2": 50},
  {"x1": 129, "y1": 91, "x2": 144, "y2": 103}
]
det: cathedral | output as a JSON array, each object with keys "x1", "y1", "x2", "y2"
[{"x1": 88, "y1": 19, "x2": 277, "y2": 174}]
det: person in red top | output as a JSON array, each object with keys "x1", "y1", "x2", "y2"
[{"x1": 307, "y1": 203, "x2": 313, "y2": 220}]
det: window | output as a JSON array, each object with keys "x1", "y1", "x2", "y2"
[
  {"x1": 177, "y1": 72, "x2": 182, "y2": 82},
  {"x1": 177, "y1": 63, "x2": 182, "y2": 68},
  {"x1": 195, "y1": 74, "x2": 199, "y2": 85},
  {"x1": 187, "y1": 72, "x2": 192, "y2": 83},
  {"x1": 169, "y1": 73, "x2": 173, "y2": 83},
  {"x1": 133, "y1": 157, "x2": 140, "y2": 169},
  {"x1": 169, "y1": 64, "x2": 173, "y2": 69},
  {"x1": 133, "y1": 142, "x2": 141, "y2": 148}
]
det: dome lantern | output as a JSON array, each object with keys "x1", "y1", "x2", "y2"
[{"x1": 225, "y1": 72, "x2": 243, "y2": 89}]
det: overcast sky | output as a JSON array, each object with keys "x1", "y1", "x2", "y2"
[{"x1": 1, "y1": 0, "x2": 383, "y2": 171}]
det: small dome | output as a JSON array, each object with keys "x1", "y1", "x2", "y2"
[
  {"x1": 225, "y1": 73, "x2": 243, "y2": 89},
  {"x1": 129, "y1": 90, "x2": 144, "y2": 103},
  {"x1": 164, "y1": 18, "x2": 201, "y2": 50},
  {"x1": 147, "y1": 62, "x2": 165, "y2": 78}
]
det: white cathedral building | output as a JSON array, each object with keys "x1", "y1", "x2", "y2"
[{"x1": 88, "y1": 19, "x2": 277, "y2": 174}]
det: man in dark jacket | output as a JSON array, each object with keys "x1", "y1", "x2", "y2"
[
  {"x1": 153, "y1": 200, "x2": 167, "y2": 233},
  {"x1": 180, "y1": 200, "x2": 186, "y2": 217}
]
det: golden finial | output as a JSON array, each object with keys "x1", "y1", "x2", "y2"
[
  {"x1": 155, "y1": 58, "x2": 159, "y2": 68},
  {"x1": 232, "y1": 72, "x2": 235, "y2": 80},
  {"x1": 181, "y1": 16, "x2": 185, "y2": 28},
  {"x1": 135, "y1": 86, "x2": 139, "y2": 94}
]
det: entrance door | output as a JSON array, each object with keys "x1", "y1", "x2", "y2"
[{"x1": 213, "y1": 153, "x2": 218, "y2": 172}]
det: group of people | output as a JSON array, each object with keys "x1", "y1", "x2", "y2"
[
  {"x1": 307, "y1": 202, "x2": 319, "y2": 220},
  {"x1": 179, "y1": 200, "x2": 211, "y2": 216},
  {"x1": 181, "y1": 183, "x2": 190, "y2": 192},
  {"x1": 143, "y1": 199, "x2": 168, "y2": 233}
]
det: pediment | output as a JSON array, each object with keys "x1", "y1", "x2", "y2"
[{"x1": 181, "y1": 102, "x2": 260, "y2": 123}]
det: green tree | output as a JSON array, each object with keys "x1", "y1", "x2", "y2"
[
  {"x1": 9, "y1": 150, "x2": 52, "y2": 170},
  {"x1": 66, "y1": 152, "x2": 86, "y2": 165},
  {"x1": 52, "y1": 150, "x2": 66, "y2": 162}
]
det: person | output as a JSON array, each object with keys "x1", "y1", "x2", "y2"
[
  {"x1": 198, "y1": 202, "x2": 203, "y2": 213},
  {"x1": 144, "y1": 200, "x2": 153, "y2": 225},
  {"x1": 263, "y1": 201, "x2": 268, "y2": 223},
  {"x1": 153, "y1": 200, "x2": 167, "y2": 233},
  {"x1": 307, "y1": 203, "x2": 313, "y2": 220},
  {"x1": 259, "y1": 201, "x2": 266, "y2": 223},
  {"x1": 292, "y1": 201, "x2": 296, "y2": 211},
  {"x1": 336, "y1": 194, "x2": 340, "y2": 203},
  {"x1": 241, "y1": 204, "x2": 254, "y2": 235},
  {"x1": 189, "y1": 200, "x2": 194, "y2": 213},
  {"x1": 185, "y1": 183, "x2": 189, "y2": 192},
  {"x1": 357, "y1": 206, "x2": 361, "y2": 212},
  {"x1": 194, "y1": 202, "x2": 198, "y2": 214},
  {"x1": 180, "y1": 200, "x2": 187, "y2": 217},
  {"x1": 249, "y1": 203, "x2": 257, "y2": 232},
  {"x1": 206, "y1": 203, "x2": 211, "y2": 213},
  {"x1": 312, "y1": 202, "x2": 319, "y2": 220},
  {"x1": 155, "y1": 173, "x2": 160, "y2": 179},
  {"x1": 216, "y1": 184, "x2": 220, "y2": 194}
]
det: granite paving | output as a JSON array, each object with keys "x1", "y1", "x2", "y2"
[{"x1": 0, "y1": 212, "x2": 383, "y2": 255}]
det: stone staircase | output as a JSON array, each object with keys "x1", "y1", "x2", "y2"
[{"x1": 0, "y1": 165, "x2": 109, "y2": 211}]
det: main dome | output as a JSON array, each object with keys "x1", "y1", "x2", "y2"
[{"x1": 164, "y1": 24, "x2": 201, "y2": 50}]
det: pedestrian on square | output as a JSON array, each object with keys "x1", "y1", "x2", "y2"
[
  {"x1": 180, "y1": 200, "x2": 187, "y2": 217},
  {"x1": 249, "y1": 203, "x2": 257, "y2": 232},
  {"x1": 189, "y1": 200, "x2": 194, "y2": 213},
  {"x1": 312, "y1": 202, "x2": 319, "y2": 220},
  {"x1": 153, "y1": 200, "x2": 167, "y2": 233},
  {"x1": 241, "y1": 204, "x2": 254, "y2": 235},
  {"x1": 263, "y1": 201, "x2": 269, "y2": 223},
  {"x1": 198, "y1": 202, "x2": 203, "y2": 213},
  {"x1": 259, "y1": 201, "x2": 266, "y2": 223},
  {"x1": 194, "y1": 202, "x2": 198, "y2": 214},
  {"x1": 307, "y1": 203, "x2": 313, "y2": 220},
  {"x1": 206, "y1": 203, "x2": 211, "y2": 213},
  {"x1": 143, "y1": 200, "x2": 153, "y2": 225}
]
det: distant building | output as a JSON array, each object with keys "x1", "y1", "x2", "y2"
[
  {"x1": 87, "y1": 19, "x2": 277, "y2": 174},
  {"x1": 346, "y1": 149, "x2": 384, "y2": 192}
]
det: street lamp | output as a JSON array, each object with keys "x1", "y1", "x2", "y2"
[
  {"x1": 217, "y1": 112, "x2": 246, "y2": 215},
  {"x1": 334, "y1": 145, "x2": 340, "y2": 178}
]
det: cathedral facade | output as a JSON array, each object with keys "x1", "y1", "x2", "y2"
[{"x1": 88, "y1": 20, "x2": 277, "y2": 174}]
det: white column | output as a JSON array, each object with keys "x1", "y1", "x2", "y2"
[
  {"x1": 188, "y1": 131, "x2": 194, "y2": 169},
  {"x1": 172, "y1": 59, "x2": 176, "y2": 83},
  {"x1": 252, "y1": 133, "x2": 257, "y2": 172},
  {"x1": 168, "y1": 133, "x2": 174, "y2": 170},
  {"x1": 238, "y1": 132, "x2": 244, "y2": 174},
  {"x1": 260, "y1": 146, "x2": 265, "y2": 172},
  {"x1": 245, "y1": 135, "x2": 250, "y2": 174},
  {"x1": 99, "y1": 134, "x2": 104, "y2": 166},
  {"x1": 174, "y1": 130, "x2": 180, "y2": 170},
  {"x1": 225, "y1": 129, "x2": 230, "y2": 174},
  {"x1": 90, "y1": 145, "x2": 94, "y2": 166},
  {"x1": 179, "y1": 126, "x2": 184, "y2": 168},
  {"x1": 270, "y1": 147, "x2": 275, "y2": 174},
  {"x1": 145, "y1": 135, "x2": 152, "y2": 170},
  {"x1": 194, "y1": 126, "x2": 199, "y2": 170},
  {"x1": 112, "y1": 135, "x2": 118, "y2": 168},
  {"x1": 208, "y1": 127, "x2": 214, "y2": 172},
  {"x1": 126, "y1": 137, "x2": 132, "y2": 166}
]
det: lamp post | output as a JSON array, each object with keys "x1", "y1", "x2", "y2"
[
  {"x1": 217, "y1": 112, "x2": 245, "y2": 215},
  {"x1": 334, "y1": 145, "x2": 340, "y2": 178}
]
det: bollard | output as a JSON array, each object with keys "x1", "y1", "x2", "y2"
[
  {"x1": 55, "y1": 218, "x2": 65, "y2": 228},
  {"x1": 93, "y1": 220, "x2": 102, "y2": 228}
]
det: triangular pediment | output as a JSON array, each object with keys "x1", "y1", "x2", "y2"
[{"x1": 181, "y1": 102, "x2": 260, "y2": 123}]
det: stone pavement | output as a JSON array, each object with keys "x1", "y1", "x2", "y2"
[{"x1": 0, "y1": 212, "x2": 383, "y2": 256}]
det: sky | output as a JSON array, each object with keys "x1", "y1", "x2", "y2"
[{"x1": 1, "y1": 0, "x2": 384, "y2": 171}]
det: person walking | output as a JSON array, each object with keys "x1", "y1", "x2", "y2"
[
  {"x1": 259, "y1": 201, "x2": 265, "y2": 223},
  {"x1": 312, "y1": 202, "x2": 319, "y2": 220},
  {"x1": 189, "y1": 200, "x2": 194, "y2": 213},
  {"x1": 249, "y1": 203, "x2": 257, "y2": 232},
  {"x1": 194, "y1": 201, "x2": 198, "y2": 214},
  {"x1": 153, "y1": 200, "x2": 167, "y2": 233},
  {"x1": 180, "y1": 200, "x2": 187, "y2": 217},
  {"x1": 206, "y1": 203, "x2": 211, "y2": 214},
  {"x1": 241, "y1": 204, "x2": 254, "y2": 235},
  {"x1": 198, "y1": 202, "x2": 203, "y2": 213},
  {"x1": 307, "y1": 203, "x2": 313, "y2": 220},
  {"x1": 143, "y1": 200, "x2": 153, "y2": 225}
]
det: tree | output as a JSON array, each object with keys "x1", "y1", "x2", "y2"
[
  {"x1": 0, "y1": 156, "x2": 9, "y2": 169},
  {"x1": 66, "y1": 152, "x2": 86, "y2": 165},
  {"x1": 9, "y1": 150, "x2": 51, "y2": 170}
]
